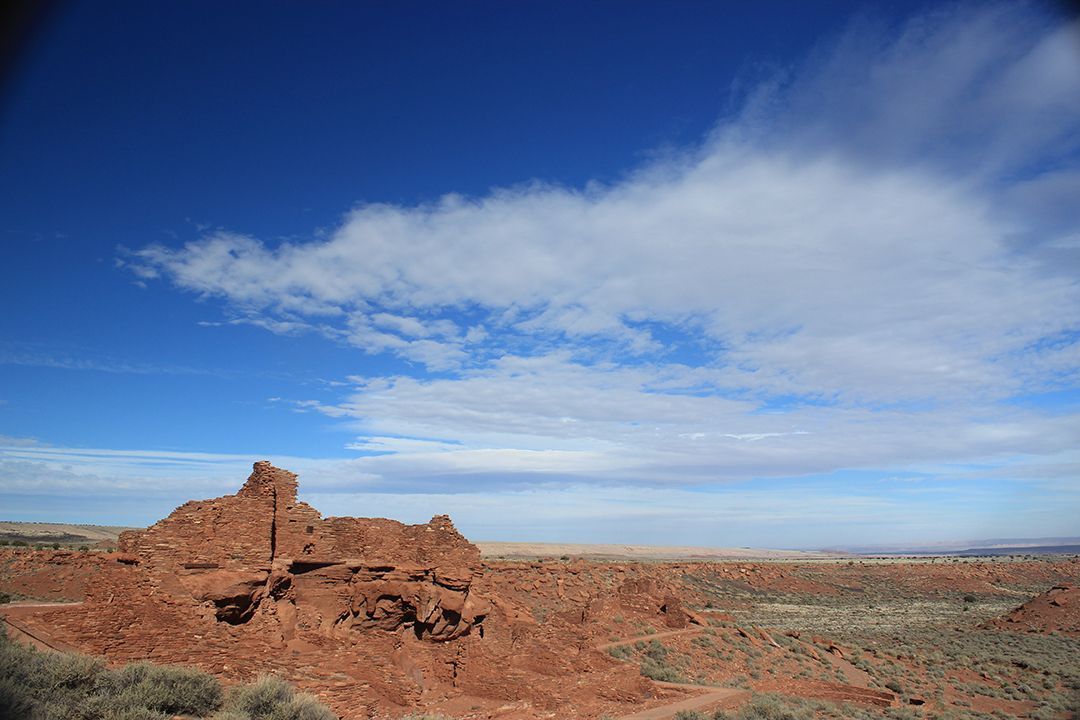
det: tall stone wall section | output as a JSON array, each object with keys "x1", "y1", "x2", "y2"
[{"x1": 118, "y1": 495, "x2": 275, "y2": 570}]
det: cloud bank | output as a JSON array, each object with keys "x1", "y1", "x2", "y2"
[{"x1": 69, "y1": 3, "x2": 1080, "y2": 542}]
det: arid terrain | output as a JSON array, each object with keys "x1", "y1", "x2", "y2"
[
  {"x1": 1, "y1": 463, "x2": 1077, "y2": 720},
  {"x1": 476, "y1": 542, "x2": 844, "y2": 562},
  {"x1": 0, "y1": 521, "x2": 136, "y2": 548}
]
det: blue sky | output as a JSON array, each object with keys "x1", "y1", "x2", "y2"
[{"x1": 2, "y1": 1, "x2": 1079, "y2": 549}]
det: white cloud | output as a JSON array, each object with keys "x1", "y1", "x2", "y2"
[
  {"x1": 3, "y1": 438, "x2": 1077, "y2": 546},
  {"x1": 120, "y1": 4, "x2": 1080, "y2": 504},
  {"x1": 291, "y1": 353, "x2": 1080, "y2": 486}
]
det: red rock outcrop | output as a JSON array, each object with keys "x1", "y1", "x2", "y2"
[{"x1": 118, "y1": 461, "x2": 488, "y2": 641}]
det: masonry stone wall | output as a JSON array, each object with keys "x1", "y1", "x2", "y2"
[{"x1": 115, "y1": 461, "x2": 487, "y2": 640}]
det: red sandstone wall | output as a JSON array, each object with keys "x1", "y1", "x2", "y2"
[
  {"x1": 120, "y1": 461, "x2": 480, "y2": 576},
  {"x1": 118, "y1": 495, "x2": 275, "y2": 570},
  {"x1": 114, "y1": 461, "x2": 487, "y2": 640}
]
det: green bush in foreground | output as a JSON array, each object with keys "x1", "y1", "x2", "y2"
[
  {"x1": 215, "y1": 675, "x2": 335, "y2": 720},
  {"x1": 105, "y1": 661, "x2": 223, "y2": 716},
  {"x1": 0, "y1": 629, "x2": 336, "y2": 720},
  {"x1": 712, "y1": 695, "x2": 806, "y2": 720}
]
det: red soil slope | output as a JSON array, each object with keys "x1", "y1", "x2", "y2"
[{"x1": 985, "y1": 585, "x2": 1078, "y2": 636}]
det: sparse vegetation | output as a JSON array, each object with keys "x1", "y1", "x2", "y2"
[
  {"x1": 674, "y1": 711, "x2": 706, "y2": 720},
  {"x1": 215, "y1": 675, "x2": 336, "y2": 720},
  {"x1": 0, "y1": 629, "x2": 337, "y2": 719},
  {"x1": 633, "y1": 639, "x2": 688, "y2": 683}
]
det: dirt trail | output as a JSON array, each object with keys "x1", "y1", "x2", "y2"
[
  {"x1": 596, "y1": 627, "x2": 703, "y2": 651},
  {"x1": 616, "y1": 685, "x2": 749, "y2": 720},
  {"x1": 597, "y1": 628, "x2": 751, "y2": 720}
]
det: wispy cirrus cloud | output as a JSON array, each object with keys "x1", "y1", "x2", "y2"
[{"x1": 0, "y1": 342, "x2": 224, "y2": 377}]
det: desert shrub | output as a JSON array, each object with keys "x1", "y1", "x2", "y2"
[
  {"x1": 218, "y1": 676, "x2": 292, "y2": 717},
  {"x1": 0, "y1": 592, "x2": 11, "y2": 604},
  {"x1": 734, "y1": 699, "x2": 803, "y2": 720},
  {"x1": 608, "y1": 645, "x2": 633, "y2": 660},
  {"x1": 79, "y1": 704, "x2": 171, "y2": 720},
  {"x1": 94, "y1": 660, "x2": 223, "y2": 716},
  {"x1": 11, "y1": 643, "x2": 107, "y2": 713},
  {"x1": 0, "y1": 675, "x2": 38, "y2": 718},
  {"x1": 639, "y1": 657, "x2": 684, "y2": 683},
  {"x1": 0, "y1": 629, "x2": 235, "y2": 720},
  {"x1": 284, "y1": 692, "x2": 339, "y2": 720},
  {"x1": 692, "y1": 635, "x2": 714, "y2": 649},
  {"x1": 643, "y1": 639, "x2": 668, "y2": 662},
  {"x1": 0, "y1": 632, "x2": 101, "y2": 718},
  {"x1": 731, "y1": 694, "x2": 811, "y2": 720},
  {"x1": 674, "y1": 711, "x2": 706, "y2": 720},
  {"x1": 217, "y1": 675, "x2": 336, "y2": 720}
]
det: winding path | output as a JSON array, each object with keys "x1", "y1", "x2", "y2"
[
  {"x1": 596, "y1": 627, "x2": 703, "y2": 651},
  {"x1": 598, "y1": 628, "x2": 750, "y2": 720},
  {"x1": 617, "y1": 683, "x2": 750, "y2": 720}
]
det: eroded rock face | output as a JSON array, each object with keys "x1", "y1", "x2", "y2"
[
  {"x1": 118, "y1": 461, "x2": 486, "y2": 641},
  {"x1": 178, "y1": 569, "x2": 270, "y2": 624}
]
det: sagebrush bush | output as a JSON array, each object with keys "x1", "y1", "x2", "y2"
[
  {"x1": 216, "y1": 675, "x2": 336, "y2": 720},
  {"x1": 674, "y1": 711, "x2": 706, "y2": 720},
  {"x1": 728, "y1": 694, "x2": 813, "y2": 720},
  {"x1": 0, "y1": 637, "x2": 107, "y2": 718},
  {"x1": 285, "y1": 693, "x2": 340, "y2": 720},
  {"x1": 0, "y1": 675, "x2": 37, "y2": 718},
  {"x1": 95, "y1": 660, "x2": 223, "y2": 716},
  {"x1": 639, "y1": 657, "x2": 684, "y2": 682},
  {"x1": 0, "y1": 629, "x2": 336, "y2": 720}
]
